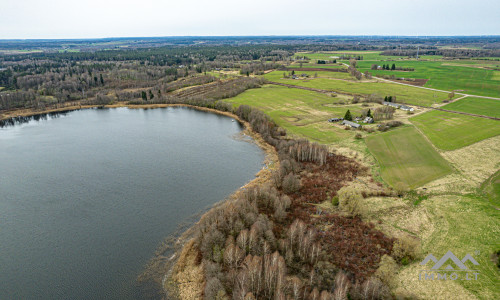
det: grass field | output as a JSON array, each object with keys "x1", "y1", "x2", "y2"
[
  {"x1": 280, "y1": 70, "x2": 353, "y2": 80},
  {"x1": 263, "y1": 70, "x2": 452, "y2": 106},
  {"x1": 224, "y1": 84, "x2": 357, "y2": 143},
  {"x1": 366, "y1": 126, "x2": 453, "y2": 188},
  {"x1": 356, "y1": 60, "x2": 500, "y2": 98},
  {"x1": 442, "y1": 97, "x2": 500, "y2": 118},
  {"x1": 296, "y1": 51, "x2": 500, "y2": 98},
  {"x1": 481, "y1": 170, "x2": 500, "y2": 208},
  {"x1": 411, "y1": 111, "x2": 500, "y2": 150}
]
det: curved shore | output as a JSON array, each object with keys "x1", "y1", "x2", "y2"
[{"x1": 1, "y1": 103, "x2": 278, "y2": 299}]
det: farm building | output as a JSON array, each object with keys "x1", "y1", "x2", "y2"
[
  {"x1": 364, "y1": 117, "x2": 374, "y2": 123},
  {"x1": 400, "y1": 105, "x2": 414, "y2": 111},
  {"x1": 383, "y1": 101, "x2": 414, "y2": 111},
  {"x1": 383, "y1": 101, "x2": 402, "y2": 108},
  {"x1": 328, "y1": 118, "x2": 343, "y2": 122},
  {"x1": 341, "y1": 120, "x2": 362, "y2": 129}
]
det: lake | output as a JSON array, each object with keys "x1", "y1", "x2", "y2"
[{"x1": 0, "y1": 107, "x2": 265, "y2": 299}]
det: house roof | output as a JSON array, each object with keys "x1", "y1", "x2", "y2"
[{"x1": 341, "y1": 120, "x2": 361, "y2": 128}]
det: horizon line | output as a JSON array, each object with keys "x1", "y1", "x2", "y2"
[{"x1": 1, "y1": 34, "x2": 500, "y2": 41}]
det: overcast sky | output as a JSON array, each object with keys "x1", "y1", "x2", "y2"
[{"x1": 2, "y1": 0, "x2": 499, "y2": 39}]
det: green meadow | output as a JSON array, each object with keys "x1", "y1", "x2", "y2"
[
  {"x1": 442, "y1": 97, "x2": 500, "y2": 118},
  {"x1": 411, "y1": 111, "x2": 500, "y2": 150},
  {"x1": 366, "y1": 126, "x2": 453, "y2": 188},
  {"x1": 356, "y1": 60, "x2": 500, "y2": 98},
  {"x1": 263, "y1": 70, "x2": 451, "y2": 106},
  {"x1": 224, "y1": 84, "x2": 356, "y2": 143},
  {"x1": 482, "y1": 170, "x2": 500, "y2": 208}
]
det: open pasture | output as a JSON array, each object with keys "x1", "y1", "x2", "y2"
[
  {"x1": 366, "y1": 126, "x2": 453, "y2": 188},
  {"x1": 263, "y1": 70, "x2": 451, "y2": 106},
  {"x1": 442, "y1": 96, "x2": 500, "y2": 118},
  {"x1": 356, "y1": 60, "x2": 500, "y2": 98},
  {"x1": 224, "y1": 84, "x2": 359, "y2": 143},
  {"x1": 411, "y1": 110, "x2": 500, "y2": 150}
]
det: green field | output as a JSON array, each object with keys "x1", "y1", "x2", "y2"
[
  {"x1": 356, "y1": 60, "x2": 500, "y2": 98},
  {"x1": 263, "y1": 70, "x2": 452, "y2": 106},
  {"x1": 442, "y1": 97, "x2": 500, "y2": 118},
  {"x1": 296, "y1": 51, "x2": 500, "y2": 98},
  {"x1": 481, "y1": 170, "x2": 500, "y2": 208},
  {"x1": 280, "y1": 69, "x2": 353, "y2": 80},
  {"x1": 419, "y1": 194, "x2": 500, "y2": 299},
  {"x1": 411, "y1": 111, "x2": 500, "y2": 150},
  {"x1": 225, "y1": 84, "x2": 359, "y2": 143},
  {"x1": 366, "y1": 126, "x2": 453, "y2": 188}
]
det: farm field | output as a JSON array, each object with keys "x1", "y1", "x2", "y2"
[
  {"x1": 262, "y1": 70, "x2": 452, "y2": 106},
  {"x1": 411, "y1": 110, "x2": 500, "y2": 150},
  {"x1": 442, "y1": 96, "x2": 500, "y2": 118},
  {"x1": 287, "y1": 64, "x2": 346, "y2": 69},
  {"x1": 365, "y1": 126, "x2": 453, "y2": 188},
  {"x1": 224, "y1": 84, "x2": 356, "y2": 143},
  {"x1": 279, "y1": 69, "x2": 353, "y2": 80},
  {"x1": 355, "y1": 60, "x2": 500, "y2": 98}
]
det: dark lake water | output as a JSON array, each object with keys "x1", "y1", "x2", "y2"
[{"x1": 0, "y1": 107, "x2": 265, "y2": 299}]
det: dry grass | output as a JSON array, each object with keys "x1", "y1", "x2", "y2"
[
  {"x1": 394, "y1": 264, "x2": 477, "y2": 300},
  {"x1": 441, "y1": 135, "x2": 500, "y2": 186},
  {"x1": 170, "y1": 240, "x2": 204, "y2": 300}
]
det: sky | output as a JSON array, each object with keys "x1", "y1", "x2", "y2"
[{"x1": 1, "y1": 0, "x2": 499, "y2": 39}]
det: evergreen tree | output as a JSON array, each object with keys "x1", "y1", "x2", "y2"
[
  {"x1": 344, "y1": 109, "x2": 353, "y2": 121},
  {"x1": 391, "y1": 64, "x2": 396, "y2": 70},
  {"x1": 384, "y1": 96, "x2": 388, "y2": 101},
  {"x1": 367, "y1": 109, "x2": 372, "y2": 118},
  {"x1": 388, "y1": 96, "x2": 393, "y2": 102},
  {"x1": 100, "y1": 74, "x2": 104, "y2": 85},
  {"x1": 149, "y1": 90, "x2": 154, "y2": 100},
  {"x1": 141, "y1": 91, "x2": 147, "y2": 101}
]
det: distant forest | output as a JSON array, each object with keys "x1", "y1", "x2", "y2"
[{"x1": 1, "y1": 36, "x2": 499, "y2": 112}]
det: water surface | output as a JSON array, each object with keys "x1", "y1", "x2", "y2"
[{"x1": 0, "y1": 107, "x2": 264, "y2": 299}]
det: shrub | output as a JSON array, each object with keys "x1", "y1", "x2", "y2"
[
  {"x1": 204, "y1": 277, "x2": 227, "y2": 299},
  {"x1": 392, "y1": 236, "x2": 421, "y2": 264},
  {"x1": 355, "y1": 133, "x2": 363, "y2": 139},
  {"x1": 386, "y1": 120, "x2": 403, "y2": 128},
  {"x1": 331, "y1": 196, "x2": 339, "y2": 206},
  {"x1": 375, "y1": 255, "x2": 399, "y2": 287},
  {"x1": 282, "y1": 172, "x2": 301, "y2": 194},
  {"x1": 337, "y1": 186, "x2": 364, "y2": 217}
]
